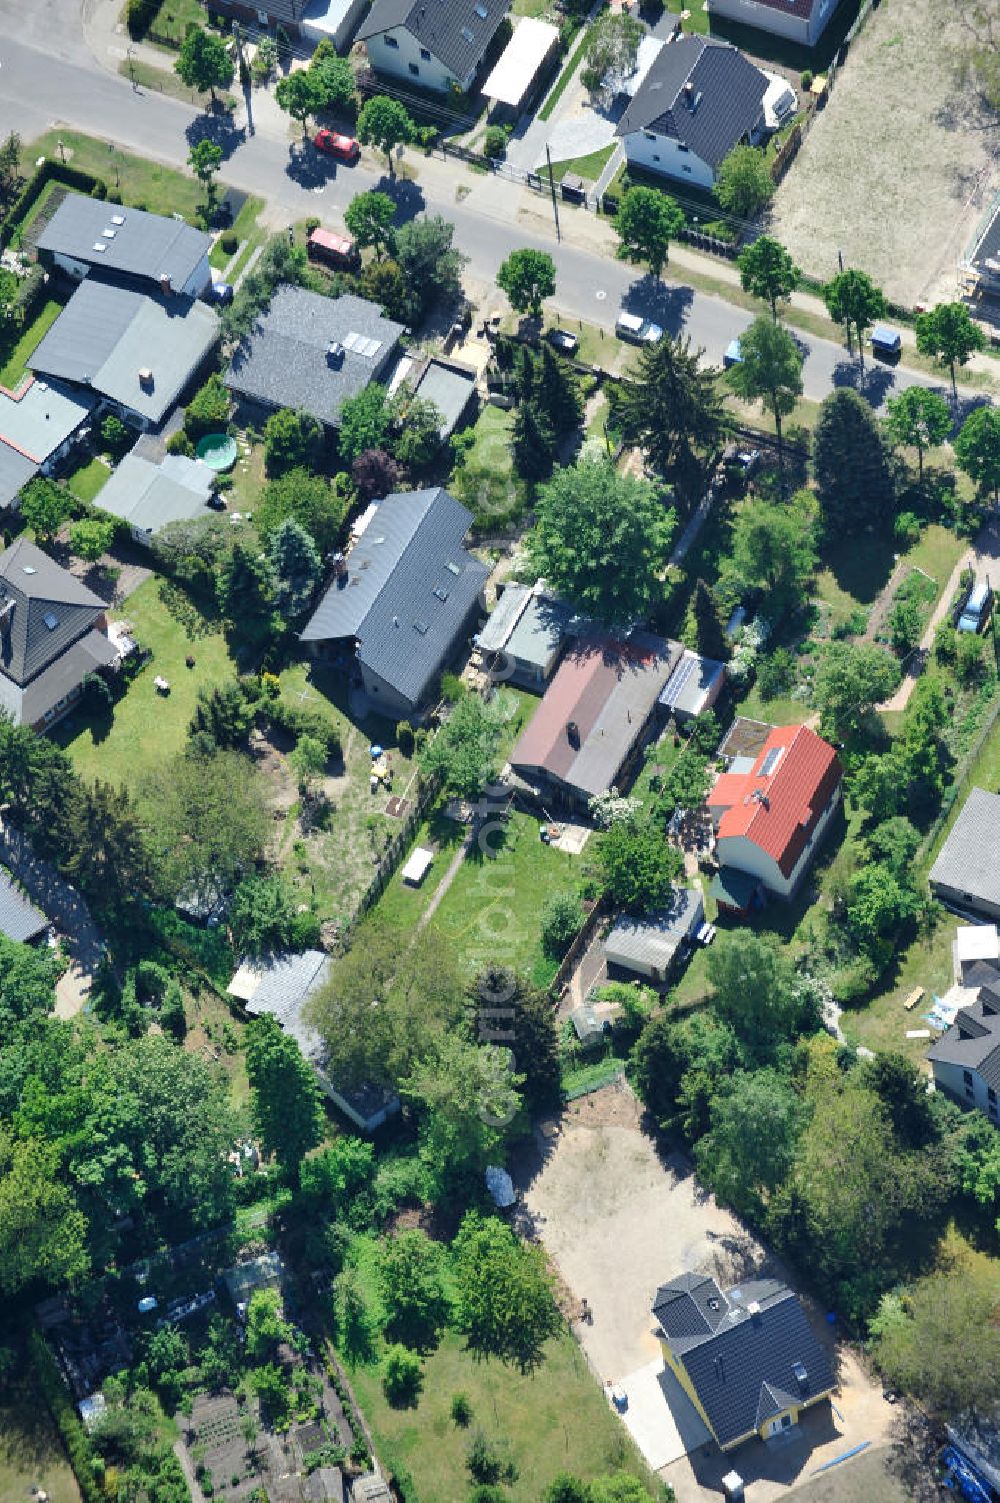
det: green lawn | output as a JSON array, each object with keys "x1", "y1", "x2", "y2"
[
  {"x1": 663, "y1": 0, "x2": 710, "y2": 34},
  {"x1": 23, "y1": 131, "x2": 206, "y2": 223},
  {"x1": 65, "y1": 454, "x2": 111, "y2": 505},
  {"x1": 56, "y1": 575, "x2": 237, "y2": 789},
  {"x1": 350, "y1": 1329, "x2": 655, "y2": 1503},
  {"x1": 513, "y1": 0, "x2": 551, "y2": 13},
  {"x1": 0, "y1": 299, "x2": 64, "y2": 388},
  {"x1": 119, "y1": 57, "x2": 236, "y2": 111},
  {"x1": 539, "y1": 26, "x2": 588, "y2": 122},
  {"x1": 548, "y1": 144, "x2": 615, "y2": 184},
  {"x1": 144, "y1": 0, "x2": 205, "y2": 44},
  {"x1": 209, "y1": 193, "x2": 266, "y2": 272},
  {"x1": 0, "y1": 1399, "x2": 80, "y2": 1503},
  {"x1": 450, "y1": 402, "x2": 525, "y2": 531}
]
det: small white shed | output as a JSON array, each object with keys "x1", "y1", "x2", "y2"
[{"x1": 402, "y1": 847, "x2": 434, "y2": 885}]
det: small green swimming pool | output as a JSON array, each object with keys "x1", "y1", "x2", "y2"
[{"x1": 196, "y1": 433, "x2": 238, "y2": 472}]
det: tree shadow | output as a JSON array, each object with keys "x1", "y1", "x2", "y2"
[
  {"x1": 286, "y1": 139, "x2": 336, "y2": 191},
  {"x1": 953, "y1": 390, "x2": 992, "y2": 429},
  {"x1": 829, "y1": 357, "x2": 899, "y2": 408},
  {"x1": 185, "y1": 111, "x2": 246, "y2": 164},
  {"x1": 622, "y1": 275, "x2": 695, "y2": 339},
  {"x1": 371, "y1": 174, "x2": 427, "y2": 227},
  {"x1": 821, "y1": 530, "x2": 899, "y2": 604}
]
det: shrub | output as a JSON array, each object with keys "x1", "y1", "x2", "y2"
[
  {"x1": 220, "y1": 230, "x2": 238, "y2": 254},
  {"x1": 466, "y1": 1432, "x2": 517, "y2": 1487},
  {"x1": 381, "y1": 1345, "x2": 423, "y2": 1407},
  {"x1": 894, "y1": 510, "x2": 922, "y2": 545},
  {"x1": 167, "y1": 430, "x2": 195, "y2": 457},
  {"x1": 90, "y1": 178, "x2": 107, "y2": 199},
  {"x1": 185, "y1": 373, "x2": 231, "y2": 441},
  {"x1": 800, "y1": 68, "x2": 813, "y2": 89},
  {"x1": 451, "y1": 1392, "x2": 473, "y2": 1427},
  {"x1": 439, "y1": 671, "x2": 466, "y2": 704},
  {"x1": 756, "y1": 646, "x2": 796, "y2": 701},
  {"x1": 541, "y1": 890, "x2": 583, "y2": 960},
  {"x1": 305, "y1": 216, "x2": 321, "y2": 233},
  {"x1": 100, "y1": 412, "x2": 131, "y2": 456},
  {"x1": 956, "y1": 631, "x2": 986, "y2": 686},
  {"x1": 483, "y1": 125, "x2": 508, "y2": 161},
  {"x1": 397, "y1": 720, "x2": 415, "y2": 757}
]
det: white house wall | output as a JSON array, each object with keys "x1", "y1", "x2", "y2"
[
  {"x1": 930, "y1": 879, "x2": 1000, "y2": 923},
  {"x1": 716, "y1": 784, "x2": 842, "y2": 898},
  {"x1": 705, "y1": 0, "x2": 837, "y2": 47},
  {"x1": 366, "y1": 25, "x2": 459, "y2": 92},
  {"x1": 182, "y1": 253, "x2": 213, "y2": 300},
  {"x1": 621, "y1": 130, "x2": 715, "y2": 189},
  {"x1": 52, "y1": 251, "x2": 90, "y2": 281},
  {"x1": 932, "y1": 1057, "x2": 1000, "y2": 1123}
]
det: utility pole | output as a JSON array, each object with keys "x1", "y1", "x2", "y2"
[
  {"x1": 545, "y1": 144, "x2": 561, "y2": 243},
  {"x1": 126, "y1": 44, "x2": 137, "y2": 91}
]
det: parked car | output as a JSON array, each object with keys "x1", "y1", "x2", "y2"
[
  {"x1": 547, "y1": 327, "x2": 579, "y2": 356},
  {"x1": 207, "y1": 281, "x2": 233, "y2": 305},
  {"x1": 307, "y1": 226, "x2": 360, "y2": 270},
  {"x1": 313, "y1": 129, "x2": 360, "y2": 163},
  {"x1": 870, "y1": 324, "x2": 902, "y2": 361},
  {"x1": 958, "y1": 578, "x2": 993, "y2": 634},
  {"x1": 616, "y1": 311, "x2": 663, "y2": 344},
  {"x1": 723, "y1": 337, "x2": 743, "y2": 368}
]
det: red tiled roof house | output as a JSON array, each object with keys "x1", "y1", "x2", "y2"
[{"x1": 708, "y1": 724, "x2": 842, "y2": 903}]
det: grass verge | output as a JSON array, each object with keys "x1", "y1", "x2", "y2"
[
  {"x1": 539, "y1": 27, "x2": 588, "y2": 122},
  {"x1": 23, "y1": 130, "x2": 206, "y2": 222}
]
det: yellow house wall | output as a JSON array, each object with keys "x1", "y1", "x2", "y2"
[
  {"x1": 658, "y1": 1339, "x2": 717, "y2": 1439},
  {"x1": 658, "y1": 1338, "x2": 837, "y2": 1453}
]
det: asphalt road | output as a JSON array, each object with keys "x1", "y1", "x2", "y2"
[{"x1": 0, "y1": 14, "x2": 972, "y2": 410}]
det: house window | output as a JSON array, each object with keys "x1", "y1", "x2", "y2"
[
  {"x1": 678, "y1": 143, "x2": 689, "y2": 153},
  {"x1": 964, "y1": 1070, "x2": 974, "y2": 1086},
  {"x1": 409, "y1": 62, "x2": 419, "y2": 74},
  {"x1": 383, "y1": 33, "x2": 399, "y2": 47},
  {"x1": 782, "y1": 1415, "x2": 792, "y2": 1429},
  {"x1": 682, "y1": 165, "x2": 692, "y2": 173},
  {"x1": 644, "y1": 131, "x2": 655, "y2": 141},
  {"x1": 652, "y1": 154, "x2": 660, "y2": 161},
  {"x1": 420, "y1": 46, "x2": 431, "y2": 59},
  {"x1": 990, "y1": 1088, "x2": 997, "y2": 1103}
]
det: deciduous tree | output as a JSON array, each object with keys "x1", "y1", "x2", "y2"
[
  {"x1": 599, "y1": 818, "x2": 682, "y2": 913},
  {"x1": 263, "y1": 406, "x2": 322, "y2": 476},
  {"x1": 497, "y1": 248, "x2": 556, "y2": 319},
  {"x1": 246, "y1": 1013, "x2": 325, "y2": 1184},
  {"x1": 344, "y1": 189, "x2": 397, "y2": 260},
  {"x1": 737, "y1": 235, "x2": 800, "y2": 322},
  {"x1": 378, "y1": 1229, "x2": 450, "y2": 1349},
  {"x1": 338, "y1": 383, "x2": 389, "y2": 465},
  {"x1": 188, "y1": 138, "x2": 223, "y2": 206},
  {"x1": 823, "y1": 268, "x2": 887, "y2": 368},
  {"x1": 915, "y1": 301, "x2": 985, "y2": 401},
  {"x1": 695, "y1": 1069, "x2": 804, "y2": 1216},
  {"x1": 954, "y1": 403, "x2": 1000, "y2": 504},
  {"x1": 275, "y1": 68, "x2": 323, "y2": 135},
  {"x1": 175, "y1": 25, "x2": 234, "y2": 103},
  {"x1": 69, "y1": 518, "x2": 115, "y2": 564},
  {"x1": 256, "y1": 467, "x2": 345, "y2": 553},
  {"x1": 813, "y1": 640, "x2": 901, "y2": 736},
  {"x1": 357, "y1": 95, "x2": 414, "y2": 175},
  {"x1": 727, "y1": 489, "x2": 817, "y2": 617},
  {"x1": 393, "y1": 214, "x2": 467, "y2": 321},
  {"x1": 883, "y1": 386, "x2": 952, "y2": 480},
  {"x1": 613, "y1": 185, "x2": 684, "y2": 279},
  {"x1": 453, "y1": 1212, "x2": 560, "y2": 1371},
  {"x1": 725, "y1": 314, "x2": 802, "y2": 486},
  {"x1": 420, "y1": 691, "x2": 506, "y2": 799},
  {"x1": 19, "y1": 477, "x2": 70, "y2": 545},
  {"x1": 707, "y1": 932, "x2": 817, "y2": 1052},
  {"x1": 714, "y1": 144, "x2": 774, "y2": 219},
  {"x1": 581, "y1": 10, "x2": 643, "y2": 94},
  {"x1": 141, "y1": 748, "x2": 270, "y2": 908}
]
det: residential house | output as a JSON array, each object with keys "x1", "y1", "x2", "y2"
[
  {"x1": 706, "y1": 0, "x2": 843, "y2": 49},
  {"x1": 225, "y1": 288, "x2": 404, "y2": 435},
  {"x1": 228, "y1": 950, "x2": 401, "y2": 1133},
  {"x1": 35, "y1": 194, "x2": 212, "y2": 299},
  {"x1": 707, "y1": 721, "x2": 842, "y2": 909},
  {"x1": 928, "y1": 964, "x2": 1000, "y2": 1125},
  {"x1": 604, "y1": 886, "x2": 704, "y2": 984},
  {"x1": 955, "y1": 923, "x2": 1000, "y2": 985},
  {"x1": 29, "y1": 278, "x2": 219, "y2": 431},
  {"x1": 658, "y1": 648, "x2": 726, "y2": 722},
  {"x1": 929, "y1": 787, "x2": 1000, "y2": 921},
  {"x1": 508, "y1": 631, "x2": 683, "y2": 811},
  {"x1": 357, "y1": 0, "x2": 512, "y2": 94},
  {"x1": 0, "y1": 538, "x2": 120, "y2": 731},
  {"x1": 301, "y1": 487, "x2": 488, "y2": 718},
  {"x1": 615, "y1": 35, "x2": 768, "y2": 190},
  {"x1": 212, "y1": 0, "x2": 368, "y2": 49},
  {"x1": 0, "y1": 863, "x2": 49, "y2": 943},
  {"x1": 653, "y1": 1273, "x2": 836, "y2": 1452},
  {"x1": 476, "y1": 581, "x2": 574, "y2": 690},
  {"x1": 0, "y1": 373, "x2": 94, "y2": 513},
  {"x1": 93, "y1": 451, "x2": 216, "y2": 544}
]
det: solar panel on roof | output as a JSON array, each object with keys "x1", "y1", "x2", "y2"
[
  {"x1": 760, "y1": 746, "x2": 784, "y2": 776},
  {"x1": 445, "y1": 561, "x2": 461, "y2": 575}
]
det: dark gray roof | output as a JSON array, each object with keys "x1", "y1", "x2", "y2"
[
  {"x1": 29, "y1": 280, "x2": 219, "y2": 426},
  {"x1": 0, "y1": 628, "x2": 118, "y2": 727},
  {"x1": 0, "y1": 444, "x2": 39, "y2": 511},
  {"x1": 217, "y1": 0, "x2": 308, "y2": 20},
  {"x1": 358, "y1": 0, "x2": 510, "y2": 78},
  {"x1": 0, "y1": 539, "x2": 105, "y2": 686},
  {"x1": 929, "y1": 787, "x2": 1000, "y2": 911},
  {"x1": 302, "y1": 488, "x2": 487, "y2": 709},
  {"x1": 653, "y1": 1275, "x2": 835, "y2": 1449},
  {"x1": 36, "y1": 195, "x2": 210, "y2": 291},
  {"x1": 225, "y1": 288, "x2": 403, "y2": 428},
  {"x1": 605, "y1": 886, "x2": 704, "y2": 969},
  {"x1": 411, "y1": 358, "x2": 476, "y2": 438},
  {"x1": 243, "y1": 949, "x2": 332, "y2": 1055},
  {"x1": 0, "y1": 864, "x2": 48, "y2": 942},
  {"x1": 928, "y1": 977, "x2": 1000, "y2": 1092},
  {"x1": 659, "y1": 650, "x2": 726, "y2": 718},
  {"x1": 616, "y1": 35, "x2": 768, "y2": 171}
]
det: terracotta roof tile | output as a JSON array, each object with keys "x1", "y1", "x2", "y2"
[{"x1": 709, "y1": 724, "x2": 841, "y2": 876}]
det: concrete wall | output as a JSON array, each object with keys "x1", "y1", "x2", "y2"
[
  {"x1": 366, "y1": 25, "x2": 461, "y2": 92},
  {"x1": 932, "y1": 1057, "x2": 1000, "y2": 1123},
  {"x1": 621, "y1": 130, "x2": 715, "y2": 189},
  {"x1": 51, "y1": 250, "x2": 90, "y2": 281},
  {"x1": 930, "y1": 879, "x2": 1000, "y2": 923},
  {"x1": 301, "y1": 0, "x2": 369, "y2": 50}
]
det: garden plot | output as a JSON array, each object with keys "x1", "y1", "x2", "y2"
[{"x1": 770, "y1": 0, "x2": 998, "y2": 307}]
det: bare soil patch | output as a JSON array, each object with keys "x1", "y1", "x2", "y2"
[{"x1": 771, "y1": 0, "x2": 999, "y2": 307}]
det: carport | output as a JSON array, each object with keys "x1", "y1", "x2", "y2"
[{"x1": 483, "y1": 17, "x2": 560, "y2": 116}]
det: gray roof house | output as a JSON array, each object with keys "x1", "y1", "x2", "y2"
[
  {"x1": 476, "y1": 581, "x2": 574, "y2": 689},
  {"x1": 225, "y1": 288, "x2": 404, "y2": 433},
  {"x1": 228, "y1": 949, "x2": 401, "y2": 1133},
  {"x1": 705, "y1": 0, "x2": 843, "y2": 49},
  {"x1": 93, "y1": 452, "x2": 216, "y2": 543},
  {"x1": 29, "y1": 279, "x2": 219, "y2": 430},
  {"x1": 0, "y1": 537, "x2": 119, "y2": 731},
  {"x1": 928, "y1": 965, "x2": 1000, "y2": 1125},
  {"x1": 616, "y1": 36, "x2": 768, "y2": 190},
  {"x1": 0, "y1": 374, "x2": 95, "y2": 512},
  {"x1": 211, "y1": 0, "x2": 369, "y2": 51},
  {"x1": 0, "y1": 864, "x2": 49, "y2": 943},
  {"x1": 658, "y1": 649, "x2": 726, "y2": 721},
  {"x1": 301, "y1": 487, "x2": 488, "y2": 718},
  {"x1": 928, "y1": 787, "x2": 1000, "y2": 921},
  {"x1": 653, "y1": 1273, "x2": 836, "y2": 1452},
  {"x1": 604, "y1": 886, "x2": 704, "y2": 983},
  {"x1": 358, "y1": 0, "x2": 511, "y2": 93},
  {"x1": 35, "y1": 195, "x2": 212, "y2": 298}
]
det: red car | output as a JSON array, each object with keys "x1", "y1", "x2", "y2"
[{"x1": 313, "y1": 129, "x2": 360, "y2": 163}]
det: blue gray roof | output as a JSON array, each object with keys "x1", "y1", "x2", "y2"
[
  {"x1": 0, "y1": 376, "x2": 94, "y2": 465},
  {"x1": 29, "y1": 280, "x2": 219, "y2": 426},
  {"x1": 411, "y1": 359, "x2": 476, "y2": 438},
  {"x1": 0, "y1": 538, "x2": 106, "y2": 685},
  {"x1": 94, "y1": 452, "x2": 215, "y2": 535},
  {"x1": 243, "y1": 949, "x2": 332, "y2": 1056},
  {"x1": 616, "y1": 36, "x2": 768, "y2": 171},
  {"x1": 225, "y1": 287, "x2": 404, "y2": 428},
  {"x1": 653, "y1": 1275, "x2": 836, "y2": 1449},
  {"x1": 658, "y1": 650, "x2": 726, "y2": 718},
  {"x1": 929, "y1": 786, "x2": 1000, "y2": 912},
  {"x1": 36, "y1": 194, "x2": 210, "y2": 291},
  {"x1": 0, "y1": 444, "x2": 39, "y2": 511},
  {"x1": 0, "y1": 863, "x2": 48, "y2": 942},
  {"x1": 605, "y1": 887, "x2": 704, "y2": 970},
  {"x1": 302, "y1": 488, "x2": 488, "y2": 708}
]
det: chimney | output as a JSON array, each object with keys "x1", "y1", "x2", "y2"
[
  {"x1": 159, "y1": 273, "x2": 172, "y2": 294},
  {"x1": 566, "y1": 720, "x2": 580, "y2": 748},
  {"x1": 138, "y1": 368, "x2": 154, "y2": 390},
  {"x1": 747, "y1": 1300, "x2": 762, "y2": 1326},
  {"x1": 0, "y1": 597, "x2": 14, "y2": 638}
]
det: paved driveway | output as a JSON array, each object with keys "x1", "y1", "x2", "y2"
[{"x1": 0, "y1": 822, "x2": 104, "y2": 1016}]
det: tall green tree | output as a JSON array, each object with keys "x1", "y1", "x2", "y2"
[
  {"x1": 263, "y1": 407, "x2": 322, "y2": 476},
  {"x1": 822, "y1": 268, "x2": 887, "y2": 368},
  {"x1": 63, "y1": 780, "x2": 155, "y2": 929},
  {"x1": 610, "y1": 332, "x2": 729, "y2": 483},
  {"x1": 613, "y1": 186, "x2": 685, "y2": 280},
  {"x1": 405, "y1": 1035, "x2": 521, "y2": 1206},
  {"x1": 580, "y1": 10, "x2": 643, "y2": 94},
  {"x1": 497, "y1": 248, "x2": 556, "y2": 319},
  {"x1": 474, "y1": 967, "x2": 562, "y2": 1115},
  {"x1": 357, "y1": 95, "x2": 414, "y2": 176},
  {"x1": 737, "y1": 235, "x2": 801, "y2": 322},
  {"x1": 275, "y1": 68, "x2": 323, "y2": 135},
  {"x1": 812, "y1": 388, "x2": 896, "y2": 533},
  {"x1": 727, "y1": 489, "x2": 817, "y2": 617},
  {"x1": 379, "y1": 1229, "x2": 450, "y2": 1350},
  {"x1": 695, "y1": 1070, "x2": 804, "y2": 1216},
  {"x1": 308, "y1": 41, "x2": 356, "y2": 112},
  {"x1": 706, "y1": 932, "x2": 817, "y2": 1053},
  {"x1": 188, "y1": 139, "x2": 223, "y2": 212},
  {"x1": 725, "y1": 315, "x2": 803, "y2": 487},
  {"x1": 175, "y1": 25, "x2": 234, "y2": 104},
  {"x1": 393, "y1": 215, "x2": 467, "y2": 322},
  {"x1": 511, "y1": 399, "x2": 555, "y2": 480},
  {"x1": 954, "y1": 403, "x2": 1000, "y2": 504},
  {"x1": 714, "y1": 144, "x2": 774, "y2": 219},
  {"x1": 526, "y1": 454, "x2": 675, "y2": 623},
  {"x1": 338, "y1": 383, "x2": 389, "y2": 465},
  {"x1": 245, "y1": 1014, "x2": 325, "y2": 1185},
  {"x1": 0, "y1": 1133, "x2": 88, "y2": 1296},
  {"x1": 599, "y1": 818, "x2": 682, "y2": 913},
  {"x1": 141, "y1": 749, "x2": 270, "y2": 907},
  {"x1": 535, "y1": 342, "x2": 583, "y2": 434},
  {"x1": 685, "y1": 578, "x2": 730, "y2": 661},
  {"x1": 267, "y1": 517, "x2": 322, "y2": 620},
  {"x1": 452, "y1": 1212, "x2": 560, "y2": 1372},
  {"x1": 344, "y1": 189, "x2": 397, "y2": 260},
  {"x1": 813, "y1": 641, "x2": 901, "y2": 737},
  {"x1": 883, "y1": 386, "x2": 952, "y2": 480},
  {"x1": 915, "y1": 301, "x2": 985, "y2": 401},
  {"x1": 420, "y1": 691, "x2": 507, "y2": 799},
  {"x1": 256, "y1": 467, "x2": 345, "y2": 553},
  {"x1": 19, "y1": 477, "x2": 71, "y2": 545},
  {"x1": 217, "y1": 542, "x2": 277, "y2": 650}
]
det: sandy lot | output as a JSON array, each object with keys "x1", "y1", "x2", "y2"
[
  {"x1": 514, "y1": 1085, "x2": 897, "y2": 1503},
  {"x1": 771, "y1": 0, "x2": 999, "y2": 307}
]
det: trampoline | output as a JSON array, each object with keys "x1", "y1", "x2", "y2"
[{"x1": 196, "y1": 433, "x2": 238, "y2": 472}]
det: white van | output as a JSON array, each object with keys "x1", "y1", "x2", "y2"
[{"x1": 616, "y1": 311, "x2": 663, "y2": 344}]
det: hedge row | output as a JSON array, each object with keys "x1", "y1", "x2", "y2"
[
  {"x1": 28, "y1": 1329, "x2": 104, "y2": 1503},
  {"x1": 1, "y1": 159, "x2": 102, "y2": 250}
]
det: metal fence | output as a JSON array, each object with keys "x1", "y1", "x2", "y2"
[
  {"x1": 918, "y1": 690, "x2": 1000, "y2": 864},
  {"x1": 333, "y1": 768, "x2": 443, "y2": 951}
]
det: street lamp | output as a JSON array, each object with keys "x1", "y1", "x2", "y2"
[{"x1": 57, "y1": 140, "x2": 66, "y2": 164}]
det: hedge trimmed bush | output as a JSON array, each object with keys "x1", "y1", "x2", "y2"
[
  {"x1": 1, "y1": 161, "x2": 102, "y2": 249},
  {"x1": 28, "y1": 1331, "x2": 103, "y2": 1503}
]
